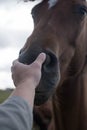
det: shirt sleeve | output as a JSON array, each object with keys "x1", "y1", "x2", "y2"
[{"x1": 0, "y1": 96, "x2": 33, "y2": 130}]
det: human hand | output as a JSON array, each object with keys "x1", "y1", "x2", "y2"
[{"x1": 11, "y1": 53, "x2": 46, "y2": 88}]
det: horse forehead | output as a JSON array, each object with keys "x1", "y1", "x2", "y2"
[{"x1": 48, "y1": 0, "x2": 58, "y2": 8}]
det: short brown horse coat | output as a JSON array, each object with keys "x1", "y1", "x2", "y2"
[{"x1": 19, "y1": 0, "x2": 87, "y2": 130}]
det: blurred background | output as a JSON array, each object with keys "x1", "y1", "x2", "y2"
[{"x1": 0, "y1": 0, "x2": 41, "y2": 90}]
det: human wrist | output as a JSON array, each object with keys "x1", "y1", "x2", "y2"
[
  {"x1": 11, "y1": 79, "x2": 36, "y2": 109},
  {"x1": 16, "y1": 78, "x2": 36, "y2": 89}
]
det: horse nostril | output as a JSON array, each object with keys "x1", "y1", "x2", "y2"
[
  {"x1": 43, "y1": 50, "x2": 58, "y2": 72},
  {"x1": 44, "y1": 54, "x2": 51, "y2": 68}
]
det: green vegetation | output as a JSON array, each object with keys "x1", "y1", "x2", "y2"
[{"x1": 0, "y1": 90, "x2": 12, "y2": 103}]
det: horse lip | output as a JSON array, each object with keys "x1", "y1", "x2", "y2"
[
  {"x1": 36, "y1": 90, "x2": 50, "y2": 94},
  {"x1": 34, "y1": 92, "x2": 51, "y2": 105}
]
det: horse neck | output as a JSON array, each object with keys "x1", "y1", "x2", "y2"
[{"x1": 53, "y1": 68, "x2": 87, "y2": 130}]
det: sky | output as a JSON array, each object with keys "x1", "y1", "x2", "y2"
[{"x1": 0, "y1": 0, "x2": 41, "y2": 90}]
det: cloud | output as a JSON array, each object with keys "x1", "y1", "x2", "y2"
[
  {"x1": 0, "y1": 0, "x2": 42, "y2": 89},
  {"x1": 0, "y1": 0, "x2": 38, "y2": 89},
  {"x1": 0, "y1": 71, "x2": 14, "y2": 90},
  {"x1": 0, "y1": 47, "x2": 19, "y2": 90},
  {"x1": 0, "y1": 1, "x2": 35, "y2": 49},
  {"x1": 0, "y1": 0, "x2": 13, "y2": 4},
  {"x1": 0, "y1": 28, "x2": 32, "y2": 48}
]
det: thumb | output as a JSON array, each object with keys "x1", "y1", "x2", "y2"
[{"x1": 34, "y1": 53, "x2": 46, "y2": 68}]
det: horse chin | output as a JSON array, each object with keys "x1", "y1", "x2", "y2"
[
  {"x1": 34, "y1": 91, "x2": 50, "y2": 106},
  {"x1": 34, "y1": 83, "x2": 57, "y2": 106},
  {"x1": 34, "y1": 67, "x2": 60, "y2": 106}
]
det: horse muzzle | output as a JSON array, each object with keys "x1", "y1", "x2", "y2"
[{"x1": 19, "y1": 46, "x2": 60, "y2": 105}]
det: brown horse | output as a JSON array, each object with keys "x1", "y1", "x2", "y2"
[{"x1": 19, "y1": 0, "x2": 87, "y2": 130}]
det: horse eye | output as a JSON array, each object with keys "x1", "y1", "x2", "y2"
[
  {"x1": 79, "y1": 5, "x2": 87, "y2": 15},
  {"x1": 75, "y1": 4, "x2": 87, "y2": 16}
]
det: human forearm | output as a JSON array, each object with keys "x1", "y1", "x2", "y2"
[
  {"x1": 0, "y1": 96, "x2": 33, "y2": 130},
  {"x1": 11, "y1": 80, "x2": 35, "y2": 109}
]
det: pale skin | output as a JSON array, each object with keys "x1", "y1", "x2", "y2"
[{"x1": 11, "y1": 53, "x2": 46, "y2": 109}]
